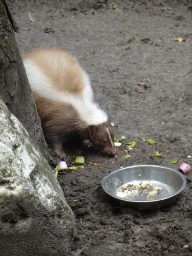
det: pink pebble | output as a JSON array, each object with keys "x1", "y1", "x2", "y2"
[
  {"x1": 58, "y1": 161, "x2": 68, "y2": 171},
  {"x1": 179, "y1": 163, "x2": 192, "y2": 174}
]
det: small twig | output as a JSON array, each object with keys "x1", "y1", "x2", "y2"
[{"x1": 75, "y1": 219, "x2": 89, "y2": 232}]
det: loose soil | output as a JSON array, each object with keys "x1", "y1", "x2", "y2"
[{"x1": 9, "y1": 0, "x2": 192, "y2": 255}]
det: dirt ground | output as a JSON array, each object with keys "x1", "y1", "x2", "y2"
[{"x1": 9, "y1": 0, "x2": 192, "y2": 255}]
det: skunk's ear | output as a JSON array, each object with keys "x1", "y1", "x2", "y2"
[{"x1": 88, "y1": 125, "x2": 97, "y2": 136}]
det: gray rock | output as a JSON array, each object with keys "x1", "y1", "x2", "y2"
[{"x1": 0, "y1": 98, "x2": 75, "y2": 256}]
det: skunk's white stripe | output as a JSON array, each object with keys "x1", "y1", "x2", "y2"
[
  {"x1": 24, "y1": 59, "x2": 107, "y2": 125},
  {"x1": 106, "y1": 128, "x2": 114, "y2": 147}
]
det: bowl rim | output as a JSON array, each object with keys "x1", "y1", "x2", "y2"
[{"x1": 101, "y1": 164, "x2": 187, "y2": 204}]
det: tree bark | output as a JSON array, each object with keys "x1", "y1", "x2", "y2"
[{"x1": 0, "y1": 0, "x2": 49, "y2": 157}]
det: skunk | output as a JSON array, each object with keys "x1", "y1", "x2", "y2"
[{"x1": 24, "y1": 48, "x2": 116, "y2": 158}]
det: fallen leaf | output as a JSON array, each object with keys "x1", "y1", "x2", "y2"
[
  {"x1": 137, "y1": 83, "x2": 151, "y2": 89},
  {"x1": 170, "y1": 159, "x2": 178, "y2": 164},
  {"x1": 42, "y1": 27, "x2": 54, "y2": 33},
  {"x1": 140, "y1": 38, "x2": 150, "y2": 43},
  {"x1": 114, "y1": 137, "x2": 123, "y2": 142},
  {"x1": 117, "y1": 37, "x2": 135, "y2": 46},
  {"x1": 127, "y1": 141, "x2": 136, "y2": 148},
  {"x1": 154, "y1": 151, "x2": 162, "y2": 157},
  {"x1": 125, "y1": 154, "x2": 132, "y2": 158},
  {"x1": 146, "y1": 139, "x2": 157, "y2": 145},
  {"x1": 114, "y1": 136, "x2": 126, "y2": 142},
  {"x1": 69, "y1": 166, "x2": 84, "y2": 171},
  {"x1": 117, "y1": 41, "x2": 128, "y2": 46},
  {"x1": 109, "y1": 3, "x2": 121, "y2": 14},
  {"x1": 74, "y1": 156, "x2": 85, "y2": 165},
  {"x1": 127, "y1": 37, "x2": 136, "y2": 43}
]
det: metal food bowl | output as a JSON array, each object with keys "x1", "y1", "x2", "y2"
[{"x1": 102, "y1": 165, "x2": 186, "y2": 211}]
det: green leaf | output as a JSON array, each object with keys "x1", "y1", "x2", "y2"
[
  {"x1": 127, "y1": 141, "x2": 133, "y2": 145},
  {"x1": 125, "y1": 154, "x2": 132, "y2": 158},
  {"x1": 54, "y1": 164, "x2": 59, "y2": 178},
  {"x1": 146, "y1": 139, "x2": 157, "y2": 145},
  {"x1": 114, "y1": 136, "x2": 126, "y2": 142},
  {"x1": 114, "y1": 137, "x2": 123, "y2": 142},
  {"x1": 128, "y1": 37, "x2": 136, "y2": 43},
  {"x1": 127, "y1": 141, "x2": 136, "y2": 148},
  {"x1": 69, "y1": 166, "x2": 84, "y2": 171},
  {"x1": 170, "y1": 159, "x2": 178, "y2": 164},
  {"x1": 109, "y1": 3, "x2": 121, "y2": 14},
  {"x1": 154, "y1": 151, "x2": 162, "y2": 157},
  {"x1": 118, "y1": 19, "x2": 126, "y2": 22},
  {"x1": 74, "y1": 156, "x2": 85, "y2": 165}
]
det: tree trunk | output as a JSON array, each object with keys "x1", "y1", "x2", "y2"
[{"x1": 0, "y1": 0, "x2": 49, "y2": 157}]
